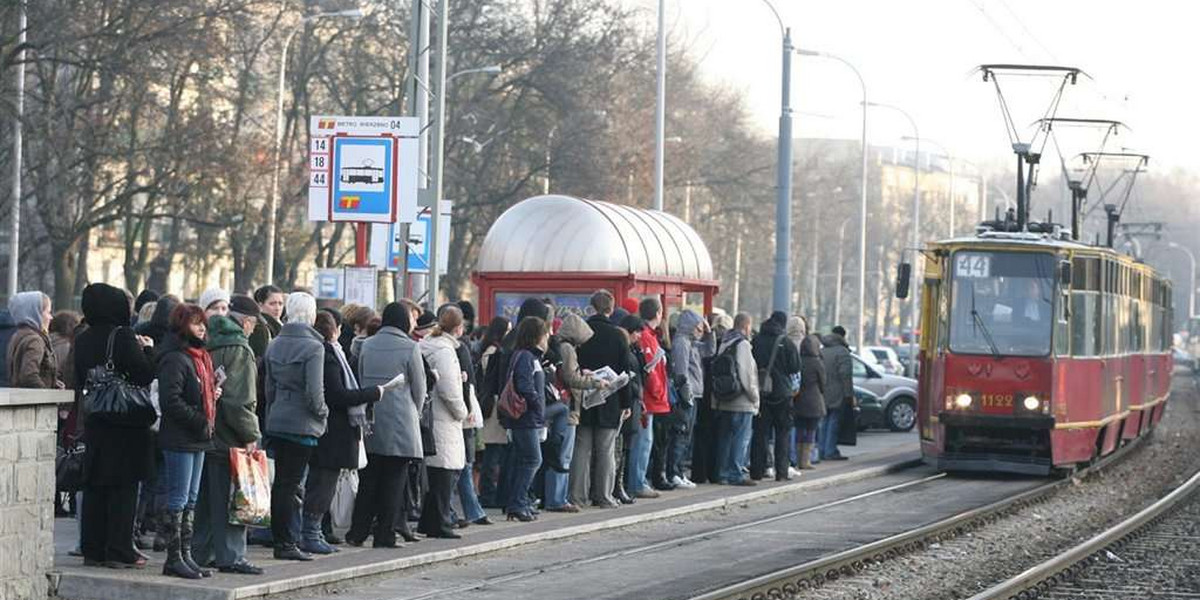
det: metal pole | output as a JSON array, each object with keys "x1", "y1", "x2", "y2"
[
  {"x1": 772, "y1": 27, "x2": 795, "y2": 314},
  {"x1": 652, "y1": 0, "x2": 666, "y2": 211},
  {"x1": 265, "y1": 26, "x2": 301, "y2": 287},
  {"x1": 1168, "y1": 242, "x2": 1196, "y2": 318},
  {"x1": 910, "y1": 131, "x2": 920, "y2": 377},
  {"x1": 835, "y1": 218, "x2": 850, "y2": 327},
  {"x1": 810, "y1": 196, "x2": 819, "y2": 317},
  {"x1": 947, "y1": 157, "x2": 955, "y2": 237},
  {"x1": 427, "y1": 0, "x2": 448, "y2": 304},
  {"x1": 7, "y1": 0, "x2": 26, "y2": 298},
  {"x1": 733, "y1": 229, "x2": 743, "y2": 315}
]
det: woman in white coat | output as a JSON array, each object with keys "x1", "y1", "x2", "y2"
[{"x1": 416, "y1": 307, "x2": 469, "y2": 539}]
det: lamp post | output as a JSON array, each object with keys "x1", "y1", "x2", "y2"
[
  {"x1": 7, "y1": 0, "x2": 26, "y2": 298},
  {"x1": 427, "y1": 63, "x2": 502, "y2": 302},
  {"x1": 866, "y1": 101, "x2": 919, "y2": 375},
  {"x1": 1167, "y1": 242, "x2": 1196, "y2": 318},
  {"x1": 749, "y1": 0, "x2": 795, "y2": 314},
  {"x1": 834, "y1": 216, "x2": 854, "y2": 326},
  {"x1": 797, "y1": 48, "x2": 867, "y2": 345},
  {"x1": 265, "y1": 8, "x2": 363, "y2": 286},
  {"x1": 653, "y1": 0, "x2": 667, "y2": 211}
]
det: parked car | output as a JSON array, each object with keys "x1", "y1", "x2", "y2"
[
  {"x1": 851, "y1": 354, "x2": 917, "y2": 432},
  {"x1": 892, "y1": 344, "x2": 918, "y2": 377},
  {"x1": 854, "y1": 386, "x2": 888, "y2": 431},
  {"x1": 864, "y1": 345, "x2": 903, "y2": 375}
]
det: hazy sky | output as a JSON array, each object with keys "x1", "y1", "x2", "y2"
[{"x1": 627, "y1": 0, "x2": 1198, "y2": 174}]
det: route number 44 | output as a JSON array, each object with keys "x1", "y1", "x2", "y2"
[
  {"x1": 955, "y1": 254, "x2": 991, "y2": 278},
  {"x1": 311, "y1": 171, "x2": 328, "y2": 188}
]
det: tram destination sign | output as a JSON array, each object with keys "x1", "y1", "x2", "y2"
[{"x1": 307, "y1": 116, "x2": 420, "y2": 224}]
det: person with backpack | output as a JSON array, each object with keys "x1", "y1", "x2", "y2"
[
  {"x1": 750, "y1": 312, "x2": 801, "y2": 481},
  {"x1": 712, "y1": 313, "x2": 759, "y2": 486},
  {"x1": 569, "y1": 290, "x2": 633, "y2": 509}
]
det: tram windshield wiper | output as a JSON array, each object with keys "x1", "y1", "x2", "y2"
[{"x1": 970, "y1": 283, "x2": 1002, "y2": 358}]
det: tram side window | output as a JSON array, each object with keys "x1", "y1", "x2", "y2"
[{"x1": 1070, "y1": 257, "x2": 1102, "y2": 358}]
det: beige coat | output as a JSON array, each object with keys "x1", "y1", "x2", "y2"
[
  {"x1": 420, "y1": 334, "x2": 469, "y2": 470},
  {"x1": 556, "y1": 313, "x2": 606, "y2": 425}
]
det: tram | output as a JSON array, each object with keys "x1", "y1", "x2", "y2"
[{"x1": 910, "y1": 224, "x2": 1173, "y2": 475}]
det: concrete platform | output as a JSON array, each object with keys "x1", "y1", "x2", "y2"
[{"x1": 50, "y1": 431, "x2": 918, "y2": 600}]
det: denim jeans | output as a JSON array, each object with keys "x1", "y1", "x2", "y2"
[
  {"x1": 162, "y1": 450, "x2": 205, "y2": 512},
  {"x1": 626, "y1": 414, "x2": 654, "y2": 494},
  {"x1": 715, "y1": 411, "x2": 753, "y2": 484},
  {"x1": 667, "y1": 400, "x2": 697, "y2": 480},
  {"x1": 542, "y1": 403, "x2": 576, "y2": 508},
  {"x1": 504, "y1": 428, "x2": 543, "y2": 514},
  {"x1": 819, "y1": 409, "x2": 843, "y2": 459},
  {"x1": 453, "y1": 429, "x2": 486, "y2": 522},
  {"x1": 478, "y1": 443, "x2": 507, "y2": 508}
]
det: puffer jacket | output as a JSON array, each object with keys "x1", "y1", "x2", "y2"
[
  {"x1": 420, "y1": 334, "x2": 469, "y2": 470},
  {"x1": 264, "y1": 322, "x2": 328, "y2": 438},
  {"x1": 794, "y1": 335, "x2": 827, "y2": 419}
]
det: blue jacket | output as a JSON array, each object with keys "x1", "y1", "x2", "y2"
[{"x1": 501, "y1": 348, "x2": 546, "y2": 429}]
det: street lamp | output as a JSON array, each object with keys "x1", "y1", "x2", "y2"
[
  {"x1": 866, "y1": 101, "x2": 919, "y2": 375},
  {"x1": 428, "y1": 64, "x2": 504, "y2": 302},
  {"x1": 6, "y1": 0, "x2": 26, "y2": 298},
  {"x1": 265, "y1": 8, "x2": 364, "y2": 286},
  {"x1": 796, "y1": 48, "x2": 867, "y2": 345},
  {"x1": 1166, "y1": 242, "x2": 1196, "y2": 319},
  {"x1": 750, "y1": 0, "x2": 795, "y2": 314}
]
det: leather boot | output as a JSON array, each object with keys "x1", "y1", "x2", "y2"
[
  {"x1": 152, "y1": 511, "x2": 168, "y2": 552},
  {"x1": 613, "y1": 444, "x2": 634, "y2": 504},
  {"x1": 180, "y1": 507, "x2": 212, "y2": 577},
  {"x1": 161, "y1": 511, "x2": 201, "y2": 579},
  {"x1": 299, "y1": 513, "x2": 338, "y2": 554},
  {"x1": 800, "y1": 443, "x2": 815, "y2": 470}
]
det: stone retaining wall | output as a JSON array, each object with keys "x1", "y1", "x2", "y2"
[{"x1": 0, "y1": 389, "x2": 71, "y2": 600}]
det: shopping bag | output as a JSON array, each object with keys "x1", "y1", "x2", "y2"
[
  {"x1": 330, "y1": 470, "x2": 358, "y2": 529},
  {"x1": 228, "y1": 448, "x2": 271, "y2": 527}
]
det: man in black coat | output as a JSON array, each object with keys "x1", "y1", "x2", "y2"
[
  {"x1": 569, "y1": 290, "x2": 633, "y2": 508},
  {"x1": 750, "y1": 311, "x2": 802, "y2": 481}
]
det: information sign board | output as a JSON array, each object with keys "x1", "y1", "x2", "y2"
[{"x1": 308, "y1": 116, "x2": 420, "y2": 224}]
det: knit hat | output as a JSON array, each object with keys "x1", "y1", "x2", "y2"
[
  {"x1": 415, "y1": 310, "x2": 437, "y2": 332},
  {"x1": 621, "y1": 297, "x2": 640, "y2": 315},
  {"x1": 228, "y1": 294, "x2": 261, "y2": 319},
  {"x1": 198, "y1": 287, "x2": 231, "y2": 312}
]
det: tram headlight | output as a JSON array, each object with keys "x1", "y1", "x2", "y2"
[
  {"x1": 1023, "y1": 396, "x2": 1041, "y2": 411},
  {"x1": 954, "y1": 393, "x2": 973, "y2": 409}
]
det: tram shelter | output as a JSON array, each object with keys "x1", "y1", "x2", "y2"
[{"x1": 472, "y1": 195, "x2": 719, "y2": 321}]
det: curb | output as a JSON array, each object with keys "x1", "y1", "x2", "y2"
[{"x1": 52, "y1": 452, "x2": 922, "y2": 600}]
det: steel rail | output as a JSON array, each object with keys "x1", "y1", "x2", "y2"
[
  {"x1": 965, "y1": 462, "x2": 1200, "y2": 600},
  {"x1": 386, "y1": 472, "x2": 945, "y2": 600},
  {"x1": 689, "y1": 435, "x2": 1146, "y2": 600}
]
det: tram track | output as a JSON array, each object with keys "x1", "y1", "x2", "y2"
[
  {"x1": 966, "y1": 468, "x2": 1200, "y2": 600},
  {"x1": 689, "y1": 433, "x2": 1147, "y2": 600}
]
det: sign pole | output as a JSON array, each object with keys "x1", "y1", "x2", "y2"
[{"x1": 354, "y1": 223, "x2": 369, "y2": 267}]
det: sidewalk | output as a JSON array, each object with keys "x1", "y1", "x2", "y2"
[{"x1": 50, "y1": 431, "x2": 918, "y2": 600}]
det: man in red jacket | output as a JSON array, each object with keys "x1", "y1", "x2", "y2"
[{"x1": 627, "y1": 297, "x2": 671, "y2": 498}]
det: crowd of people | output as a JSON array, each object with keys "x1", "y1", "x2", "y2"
[{"x1": 0, "y1": 285, "x2": 858, "y2": 578}]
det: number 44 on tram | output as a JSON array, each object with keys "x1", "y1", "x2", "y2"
[{"x1": 901, "y1": 226, "x2": 1173, "y2": 475}]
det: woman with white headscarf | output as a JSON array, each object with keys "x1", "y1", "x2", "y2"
[{"x1": 7, "y1": 291, "x2": 60, "y2": 389}]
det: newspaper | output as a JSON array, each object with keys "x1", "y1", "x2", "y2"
[{"x1": 580, "y1": 366, "x2": 632, "y2": 410}]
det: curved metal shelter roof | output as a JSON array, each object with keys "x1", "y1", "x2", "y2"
[{"x1": 477, "y1": 195, "x2": 715, "y2": 282}]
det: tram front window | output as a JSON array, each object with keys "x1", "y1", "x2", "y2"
[{"x1": 949, "y1": 251, "x2": 1055, "y2": 357}]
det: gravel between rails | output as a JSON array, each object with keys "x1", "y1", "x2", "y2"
[{"x1": 806, "y1": 378, "x2": 1200, "y2": 600}]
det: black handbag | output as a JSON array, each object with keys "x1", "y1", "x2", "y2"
[
  {"x1": 83, "y1": 328, "x2": 156, "y2": 428},
  {"x1": 55, "y1": 444, "x2": 85, "y2": 492},
  {"x1": 837, "y1": 402, "x2": 860, "y2": 446}
]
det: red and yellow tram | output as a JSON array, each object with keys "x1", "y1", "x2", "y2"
[{"x1": 914, "y1": 229, "x2": 1173, "y2": 475}]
